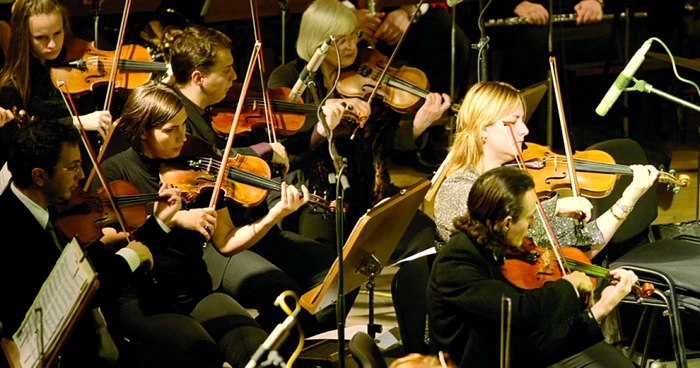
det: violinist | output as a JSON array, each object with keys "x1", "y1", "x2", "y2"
[
  {"x1": 168, "y1": 24, "x2": 293, "y2": 171},
  {"x1": 0, "y1": 0, "x2": 111, "y2": 137},
  {"x1": 268, "y1": 0, "x2": 449, "y2": 260},
  {"x1": 428, "y1": 166, "x2": 639, "y2": 367},
  {"x1": 0, "y1": 119, "x2": 181, "y2": 367},
  {"x1": 434, "y1": 81, "x2": 658, "y2": 259},
  {"x1": 97, "y1": 82, "x2": 339, "y2": 359}
]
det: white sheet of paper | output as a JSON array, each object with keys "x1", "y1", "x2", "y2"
[{"x1": 13, "y1": 238, "x2": 95, "y2": 368}]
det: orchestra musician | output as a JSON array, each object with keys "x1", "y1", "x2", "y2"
[
  {"x1": 434, "y1": 81, "x2": 658, "y2": 259},
  {"x1": 469, "y1": 0, "x2": 610, "y2": 144},
  {"x1": 0, "y1": 119, "x2": 180, "y2": 367},
  {"x1": 96, "y1": 82, "x2": 340, "y2": 359},
  {"x1": 0, "y1": 0, "x2": 112, "y2": 137},
  {"x1": 428, "y1": 166, "x2": 638, "y2": 367},
  {"x1": 268, "y1": 0, "x2": 449, "y2": 261},
  {"x1": 166, "y1": 25, "x2": 350, "y2": 336},
  {"x1": 346, "y1": 0, "x2": 471, "y2": 167}
]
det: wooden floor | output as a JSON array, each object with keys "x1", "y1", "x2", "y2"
[{"x1": 338, "y1": 143, "x2": 700, "y2": 356}]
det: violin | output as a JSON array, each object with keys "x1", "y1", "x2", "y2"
[
  {"x1": 54, "y1": 180, "x2": 168, "y2": 245},
  {"x1": 501, "y1": 237, "x2": 654, "y2": 298},
  {"x1": 49, "y1": 37, "x2": 167, "y2": 94},
  {"x1": 159, "y1": 135, "x2": 333, "y2": 211},
  {"x1": 509, "y1": 142, "x2": 690, "y2": 198},
  {"x1": 208, "y1": 83, "x2": 368, "y2": 137},
  {"x1": 337, "y1": 48, "x2": 460, "y2": 113}
]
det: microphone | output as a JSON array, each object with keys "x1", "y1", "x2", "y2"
[
  {"x1": 244, "y1": 314, "x2": 296, "y2": 368},
  {"x1": 288, "y1": 36, "x2": 332, "y2": 101},
  {"x1": 595, "y1": 39, "x2": 653, "y2": 116}
]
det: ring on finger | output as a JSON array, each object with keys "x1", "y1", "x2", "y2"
[{"x1": 204, "y1": 223, "x2": 211, "y2": 231}]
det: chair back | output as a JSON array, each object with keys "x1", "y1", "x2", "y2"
[
  {"x1": 349, "y1": 331, "x2": 387, "y2": 368},
  {"x1": 391, "y1": 256, "x2": 431, "y2": 355}
]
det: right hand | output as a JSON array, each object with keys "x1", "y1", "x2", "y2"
[
  {"x1": 318, "y1": 98, "x2": 371, "y2": 136},
  {"x1": 0, "y1": 106, "x2": 14, "y2": 128},
  {"x1": 514, "y1": 1, "x2": 549, "y2": 26},
  {"x1": 562, "y1": 271, "x2": 593, "y2": 295},
  {"x1": 270, "y1": 142, "x2": 290, "y2": 174},
  {"x1": 171, "y1": 208, "x2": 218, "y2": 241},
  {"x1": 125, "y1": 241, "x2": 154, "y2": 270},
  {"x1": 353, "y1": 8, "x2": 385, "y2": 44},
  {"x1": 76, "y1": 110, "x2": 112, "y2": 138}
]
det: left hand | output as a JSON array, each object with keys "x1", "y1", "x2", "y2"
[
  {"x1": 413, "y1": 93, "x2": 451, "y2": 135},
  {"x1": 618, "y1": 164, "x2": 659, "y2": 207},
  {"x1": 270, "y1": 182, "x2": 309, "y2": 220},
  {"x1": 154, "y1": 183, "x2": 182, "y2": 226},
  {"x1": 574, "y1": 0, "x2": 603, "y2": 25},
  {"x1": 555, "y1": 196, "x2": 593, "y2": 221},
  {"x1": 374, "y1": 9, "x2": 410, "y2": 45}
]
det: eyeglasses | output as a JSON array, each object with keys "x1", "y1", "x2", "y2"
[
  {"x1": 335, "y1": 29, "x2": 363, "y2": 48},
  {"x1": 54, "y1": 164, "x2": 82, "y2": 175}
]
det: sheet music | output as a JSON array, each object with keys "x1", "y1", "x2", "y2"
[{"x1": 12, "y1": 238, "x2": 96, "y2": 368}]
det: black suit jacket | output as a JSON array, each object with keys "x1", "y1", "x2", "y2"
[
  {"x1": 0, "y1": 186, "x2": 167, "y2": 339},
  {"x1": 427, "y1": 232, "x2": 603, "y2": 368}
]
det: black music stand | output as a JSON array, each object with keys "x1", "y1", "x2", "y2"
[
  {"x1": 521, "y1": 81, "x2": 548, "y2": 124},
  {"x1": 300, "y1": 179, "x2": 432, "y2": 334}
]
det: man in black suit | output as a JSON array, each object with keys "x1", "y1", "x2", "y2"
[
  {"x1": 428, "y1": 167, "x2": 638, "y2": 367},
  {"x1": 0, "y1": 119, "x2": 181, "y2": 367}
]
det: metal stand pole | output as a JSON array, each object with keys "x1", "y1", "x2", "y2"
[
  {"x1": 279, "y1": 0, "x2": 288, "y2": 65},
  {"x1": 546, "y1": 0, "x2": 554, "y2": 148},
  {"x1": 448, "y1": 4, "x2": 456, "y2": 144},
  {"x1": 366, "y1": 273, "x2": 382, "y2": 338}
]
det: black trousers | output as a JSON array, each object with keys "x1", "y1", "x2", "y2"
[
  {"x1": 113, "y1": 293, "x2": 266, "y2": 367},
  {"x1": 205, "y1": 227, "x2": 346, "y2": 337}
]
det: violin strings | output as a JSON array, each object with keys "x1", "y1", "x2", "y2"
[
  {"x1": 189, "y1": 158, "x2": 328, "y2": 206},
  {"x1": 536, "y1": 157, "x2": 632, "y2": 175}
]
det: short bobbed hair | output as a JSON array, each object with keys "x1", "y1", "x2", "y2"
[{"x1": 296, "y1": 0, "x2": 356, "y2": 61}]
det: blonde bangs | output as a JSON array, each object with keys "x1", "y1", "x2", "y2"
[{"x1": 297, "y1": 0, "x2": 356, "y2": 61}]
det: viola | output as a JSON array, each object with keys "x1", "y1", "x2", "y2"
[
  {"x1": 509, "y1": 142, "x2": 690, "y2": 198},
  {"x1": 209, "y1": 83, "x2": 368, "y2": 137},
  {"x1": 54, "y1": 180, "x2": 167, "y2": 245},
  {"x1": 337, "y1": 48, "x2": 460, "y2": 113},
  {"x1": 159, "y1": 135, "x2": 333, "y2": 211},
  {"x1": 501, "y1": 237, "x2": 654, "y2": 298},
  {"x1": 49, "y1": 37, "x2": 167, "y2": 94}
]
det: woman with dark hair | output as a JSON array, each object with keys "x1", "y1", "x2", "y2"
[{"x1": 428, "y1": 166, "x2": 639, "y2": 368}]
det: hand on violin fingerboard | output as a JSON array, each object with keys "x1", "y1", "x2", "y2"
[
  {"x1": 413, "y1": 93, "x2": 451, "y2": 139},
  {"x1": 352, "y1": 8, "x2": 385, "y2": 44},
  {"x1": 590, "y1": 268, "x2": 638, "y2": 321},
  {"x1": 619, "y1": 165, "x2": 659, "y2": 207},
  {"x1": 270, "y1": 183, "x2": 310, "y2": 220},
  {"x1": 154, "y1": 184, "x2": 183, "y2": 226}
]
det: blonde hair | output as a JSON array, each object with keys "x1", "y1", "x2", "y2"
[
  {"x1": 389, "y1": 353, "x2": 456, "y2": 368},
  {"x1": 296, "y1": 0, "x2": 356, "y2": 61},
  {"x1": 445, "y1": 81, "x2": 525, "y2": 176}
]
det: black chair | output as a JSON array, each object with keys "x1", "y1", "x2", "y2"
[
  {"x1": 391, "y1": 256, "x2": 432, "y2": 355},
  {"x1": 586, "y1": 139, "x2": 700, "y2": 366},
  {"x1": 586, "y1": 138, "x2": 658, "y2": 262},
  {"x1": 348, "y1": 332, "x2": 387, "y2": 368}
]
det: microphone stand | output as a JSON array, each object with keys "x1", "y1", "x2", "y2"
[
  {"x1": 279, "y1": 0, "x2": 289, "y2": 65},
  {"x1": 473, "y1": 0, "x2": 491, "y2": 82},
  {"x1": 92, "y1": 0, "x2": 103, "y2": 50},
  {"x1": 305, "y1": 73, "x2": 350, "y2": 368}
]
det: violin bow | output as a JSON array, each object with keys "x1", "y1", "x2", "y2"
[
  {"x1": 206, "y1": 42, "x2": 263, "y2": 227},
  {"x1": 365, "y1": 0, "x2": 425, "y2": 107},
  {"x1": 57, "y1": 80, "x2": 135, "y2": 243},
  {"x1": 83, "y1": 0, "x2": 133, "y2": 191},
  {"x1": 249, "y1": 0, "x2": 279, "y2": 146},
  {"x1": 549, "y1": 56, "x2": 588, "y2": 234},
  {"x1": 504, "y1": 122, "x2": 571, "y2": 277}
]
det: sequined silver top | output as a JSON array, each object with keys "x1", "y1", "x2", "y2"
[{"x1": 434, "y1": 167, "x2": 604, "y2": 250}]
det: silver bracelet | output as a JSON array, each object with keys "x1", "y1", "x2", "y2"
[{"x1": 615, "y1": 200, "x2": 634, "y2": 214}]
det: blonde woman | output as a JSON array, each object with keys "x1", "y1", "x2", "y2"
[
  {"x1": 268, "y1": 0, "x2": 448, "y2": 261},
  {"x1": 434, "y1": 81, "x2": 658, "y2": 259}
]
